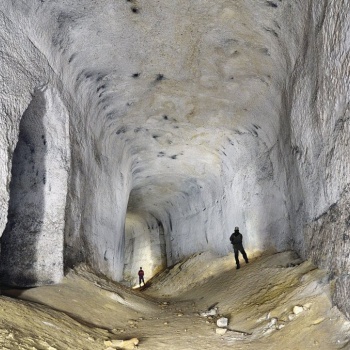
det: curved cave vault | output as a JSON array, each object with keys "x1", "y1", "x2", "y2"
[
  {"x1": 0, "y1": 87, "x2": 70, "y2": 287},
  {"x1": 0, "y1": 0, "x2": 348, "y2": 320}
]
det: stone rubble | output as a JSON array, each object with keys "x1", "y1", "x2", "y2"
[
  {"x1": 104, "y1": 338, "x2": 139, "y2": 350},
  {"x1": 293, "y1": 305, "x2": 304, "y2": 315},
  {"x1": 216, "y1": 328, "x2": 227, "y2": 335},
  {"x1": 216, "y1": 317, "x2": 228, "y2": 328},
  {"x1": 200, "y1": 307, "x2": 218, "y2": 317}
]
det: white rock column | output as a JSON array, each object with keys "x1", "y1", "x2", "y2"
[{"x1": 0, "y1": 86, "x2": 70, "y2": 286}]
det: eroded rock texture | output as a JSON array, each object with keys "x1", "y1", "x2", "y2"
[{"x1": 0, "y1": 0, "x2": 348, "y2": 317}]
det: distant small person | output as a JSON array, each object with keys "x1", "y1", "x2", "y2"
[
  {"x1": 230, "y1": 227, "x2": 249, "y2": 269},
  {"x1": 138, "y1": 267, "x2": 145, "y2": 287}
]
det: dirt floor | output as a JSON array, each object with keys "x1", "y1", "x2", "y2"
[{"x1": 0, "y1": 250, "x2": 350, "y2": 350}]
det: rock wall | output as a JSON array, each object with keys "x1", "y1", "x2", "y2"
[
  {"x1": 288, "y1": 0, "x2": 350, "y2": 318},
  {"x1": 0, "y1": 0, "x2": 348, "y2": 317}
]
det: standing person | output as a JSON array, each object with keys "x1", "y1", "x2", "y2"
[
  {"x1": 230, "y1": 227, "x2": 249, "y2": 269},
  {"x1": 138, "y1": 267, "x2": 145, "y2": 287}
]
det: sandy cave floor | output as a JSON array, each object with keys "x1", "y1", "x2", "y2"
[{"x1": 0, "y1": 251, "x2": 350, "y2": 350}]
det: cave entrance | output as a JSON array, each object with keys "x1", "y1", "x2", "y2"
[
  {"x1": 0, "y1": 87, "x2": 70, "y2": 287},
  {"x1": 123, "y1": 211, "x2": 167, "y2": 286}
]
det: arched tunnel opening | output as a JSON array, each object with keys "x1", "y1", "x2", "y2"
[{"x1": 123, "y1": 210, "x2": 167, "y2": 286}]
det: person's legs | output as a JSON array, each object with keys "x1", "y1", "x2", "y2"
[
  {"x1": 234, "y1": 247, "x2": 240, "y2": 269},
  {"x1": 240, "y1": 248, "x2": 249, "y2": 263}
]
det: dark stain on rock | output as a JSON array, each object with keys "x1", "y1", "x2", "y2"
[
  {"x1": 84, "y1": 71, "x2": 94, "y2": 79},
  {"x1": 156, "y1": 74, "x2": 164, "y2": 81},
  {"x1": 291, "y1": 145, "x2": 301, "y2": 155},
  {"x1": 260, "y1": 47, "x2": 270, "y2": 55},
  {"x1": 163, "y1": 115, "x2": 168, "y2": 120},
  {"x1": 266, "y1": 1, "x2": 278, "y2": 7},
  {"x1": 96, "y1": 73, "x2": 107, "y2": 82},
  {"x1": 227, "y1": 137, "x2": 234, "y2": 145},
  {"x1": 274, "y1": 20, "x2": 281, "y2": 29},
  {"x1": 131, "y1": 7, "x2": 139, "y2": 13},
  {"x1": 68, "y1": 53, "x2": 77, "y2": 63},
  {"x1": 158, "y1": 151, "x2": 165, "y2": 157},
  {"x1": 116, "y1": 126, "x2": 127, "y2": 135},
  {"x1": 132, "y1": 167, "x2": 142, "y2": 175},
  {"x1": 345, "y1": 215, "x2": 350, "y2": 228},
  {"x1": 329, "y1": 204, "x2": 340, "y2": 223},
  {"x1": 132, "y1": 73, "x2": 140, "y2": 78},
  {"x1": 106, "y1": 112, "x2": 117, "y2": 119},
  {"x1": 264, "y1": 27, "x2": 279, "y2": 37},
  {"x1": 98, "y1": 97, "x2": 109, "y2": 106},
  {"x1": 170, "y1": 155, "x2": 177, "y2": 159},
  {"x1": 168, "y1": 215, "x2": 173, "y2": 231},
  {"x1": 97, "y1": 85, "x2": 106, "y2": 92},
  {"x1": 76, "y1": 70, "x2": 86, "y2": 82}
]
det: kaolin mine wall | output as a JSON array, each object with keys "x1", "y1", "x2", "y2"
[{"x1": 0, "y1": 0, "x2": 349, "y2": 317}]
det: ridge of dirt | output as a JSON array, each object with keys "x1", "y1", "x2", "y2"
[{"x1": 0, "y1": 251, "x2": 349, "y2": 349}]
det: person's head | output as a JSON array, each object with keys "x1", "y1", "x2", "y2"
[
  {"x1": 235, "y1": 226, "x2": 239, "y2": 232},
  {"x1": 140, "y1": 267, "x2": 142, "y2": 270}
]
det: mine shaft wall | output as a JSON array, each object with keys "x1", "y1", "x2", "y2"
[
  {"x1": 0, "y1": 0, "x2": 349, "y2": 320},
  {"x1": 287, "y1": 0, "x2": 350, "y2": 318}
]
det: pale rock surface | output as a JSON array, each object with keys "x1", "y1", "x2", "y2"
[
  {"x1": 215, "y1": 327, "x2": 227, "y2": 335},
  {"x1": 216, "y1": 317, "x2": 228, "y2": 328},
  {"x1": 104, "y1": 338, "x2": 139, "y2": 350},
  {"x1": 0, "y1": 0, "x2": 349, "y2": 320},
  {"x1": 200, "y1": 307, "x2": 218, "y2": 317},
  {"x1": 288, "y1": 313, "x2": 297, "y2": 321},
  {"x1": 267, "y1": 317, "x2": 278, "y2": 328},
  {"x1": 293, "y1": 305, "x2": 304, "y2": 315}
]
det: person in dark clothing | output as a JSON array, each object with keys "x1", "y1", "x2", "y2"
[
  {"x1": 138, "y1": 267, "x2": 145, "y2": 287},
  {"x1": 230, "y1": 227, "x2": 249, "y2": 269}
]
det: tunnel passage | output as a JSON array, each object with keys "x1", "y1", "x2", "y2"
[
  {"x1": 123, "y1": 211, "x2": 167, "y2": 286},
  {"x1": 0, "y1": 0, "x2": 348, "y2": 322},
  {"x1": 0, "y1": 87, "x2": 70, "y2": 287}
]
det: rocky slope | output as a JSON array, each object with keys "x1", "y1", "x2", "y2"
[{"x1": 1, "y1": 251, "x2": 350, "y2": 350}]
